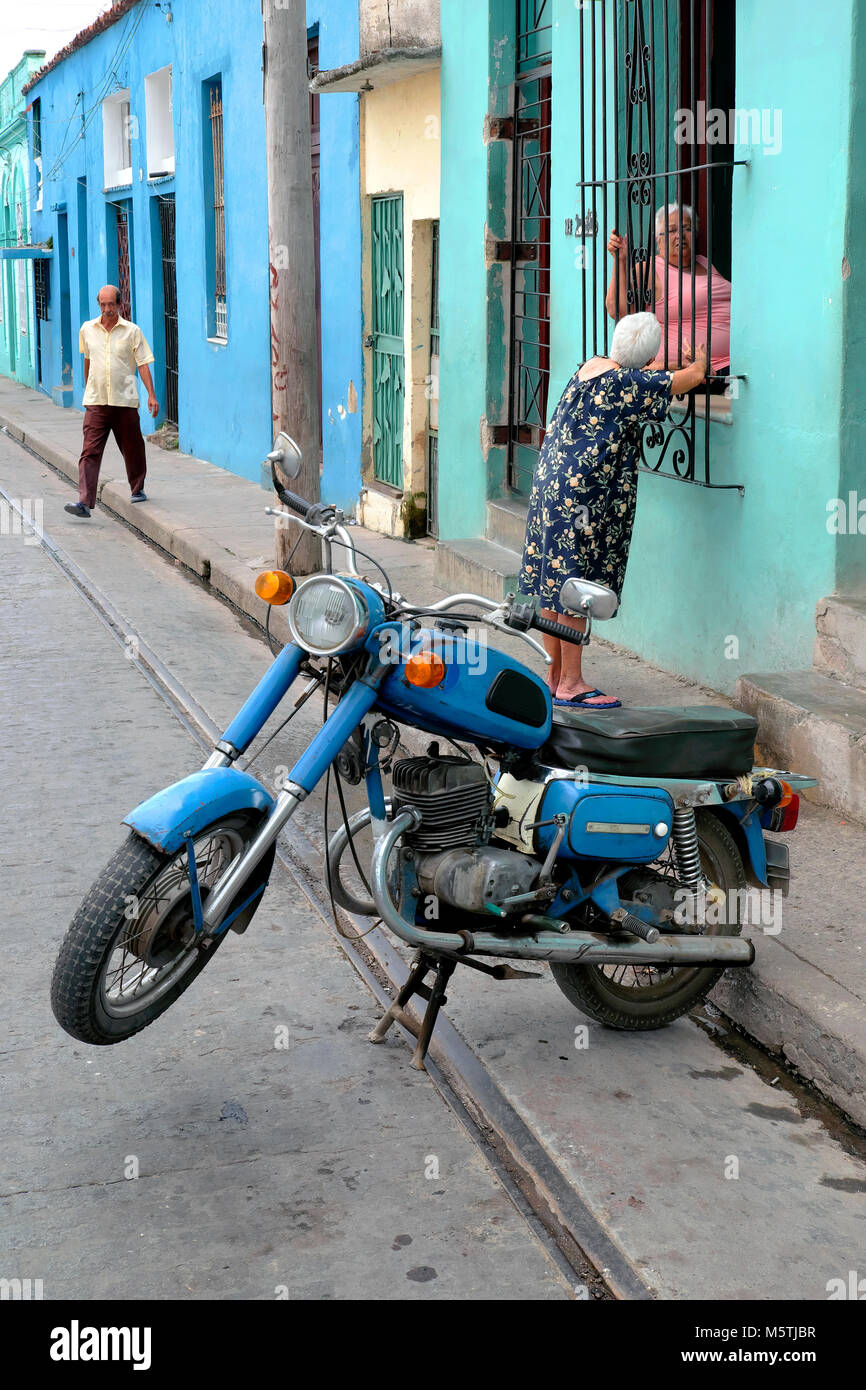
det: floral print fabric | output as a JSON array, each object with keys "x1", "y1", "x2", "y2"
[{"x1": 518, "y1": 366, "x2": 673, "y2": 615}]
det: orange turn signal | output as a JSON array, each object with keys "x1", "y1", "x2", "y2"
[
  {"x1": 254, "y1": 570, "x2": 295, "y2": 606},
  {"x1": 405, "y1": 651, "x2": 446, "y2": 688},
  {"x1": 778, "y1": 780, "x2": 794, "y2": 809}
]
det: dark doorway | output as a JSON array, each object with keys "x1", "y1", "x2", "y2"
[{"x1": 158, "y1": 194, "x2": 178, "y2": 425}]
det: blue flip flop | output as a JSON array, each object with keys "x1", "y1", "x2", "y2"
[{"x1": 554, "y1": 689, "x2": 622, "y2": 709}]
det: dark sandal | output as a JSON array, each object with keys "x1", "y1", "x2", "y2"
[{"x1": 553, "y1": 689, "x2": 622, "y2": 709}]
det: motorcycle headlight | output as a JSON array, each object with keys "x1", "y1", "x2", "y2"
[{"x1": 286, "y1": 575, "x2": 371, "y2": 656}]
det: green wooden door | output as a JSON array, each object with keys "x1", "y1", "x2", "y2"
[{"x1": 371, "y1": 194, "x2": 404, "y2": 488}]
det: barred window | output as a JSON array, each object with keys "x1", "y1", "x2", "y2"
[
  {"x1": 579, "y1": 0, "x2": 742, "y2": 491},
  {"x1": 207, "y1": 78, "x2": 227, "y2": 340}
]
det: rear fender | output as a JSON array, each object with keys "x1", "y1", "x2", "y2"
[
  {"x1": 124, "y1": 768, "x2": 275, "y2": 855},
  {"x1": 706, "y1": 804, "x2": 768, "y2": 888}
]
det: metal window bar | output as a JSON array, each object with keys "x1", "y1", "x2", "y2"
[
  {"x1": 116, "y1": 207, "x2": 132, "y2": 318},
  {"x1": 578, "y1": 0, "x2": 745, "y2": 491},
  {"x1": 427, "y1": 220, "x2": 440, "y2": 536},
  {"x1": 508, "y1": 0, "x2": 553, "y2": 494},
  {"x1": 159, "y1": 194, "x2": 178, "y2": 425},
  {"x1": 34, "y1": 258, "x2": 49, "y2": 320},
  {"x1": 517, "y1": 0, "x2": 553, "y2": 72},
  {"x1": 210, "y1": 83, "x2": 227, "y2": 339},
  {"x1": 32, "y1": 100, "x2": 41, "y2": 160}
]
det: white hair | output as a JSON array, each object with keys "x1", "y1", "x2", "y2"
[
  {"x1": 610, "y1": 312, "x2": 662, "y2": 369},
  {"x1": 655, "y1": 202, "x2": 697, "y2": 236}
]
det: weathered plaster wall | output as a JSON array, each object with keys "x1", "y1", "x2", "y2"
[{"x1": 360, "y1": 0, "x2": 441, "y2": 54}]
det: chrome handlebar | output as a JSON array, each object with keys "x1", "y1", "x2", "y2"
[{"x1": 264, "y1": 508, "x2": 550, "y2": 664}]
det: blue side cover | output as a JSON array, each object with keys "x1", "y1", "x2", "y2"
[{"x1": 124, "y1": 768, "x2": 275, "y2": 854}]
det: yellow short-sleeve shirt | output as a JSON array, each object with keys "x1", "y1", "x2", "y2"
[{"x1": 79, "y1": 317, "x2": 155, "y2": 407}]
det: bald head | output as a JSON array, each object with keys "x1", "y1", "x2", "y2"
[{"x1": 97, "y1": 286, "x2": 122, "y2": 324}]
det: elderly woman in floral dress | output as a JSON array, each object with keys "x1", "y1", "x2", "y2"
[{"x1": 518, "y1": 312, "x2": 706, "y2": 709}]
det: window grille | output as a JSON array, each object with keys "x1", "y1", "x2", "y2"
[
  {"x1": 116, "y1": 206, "x2": 132, "y2": 318},
  {"x1": 34, "y1": 258, "x2": 49, "y2": 320},
  {"x1": 578, "y1": 0, "x2": 744, "y2": 490},
  {"x1": 158, "y1": 194, "x2": 178, "y2": 425},
  {"x1": 508, "y1": 0, "x2": 553, "y2": 495},
  {"x1": 32, "y1": 99, "x2": 41, "y2": 160},
  {"x1": 209, "y1": 82, "x2": 227, "y2": 339}
]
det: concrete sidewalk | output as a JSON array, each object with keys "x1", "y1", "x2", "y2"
[{"x1": 2, "y1": 376, "x2": 865, "y2": 1130}]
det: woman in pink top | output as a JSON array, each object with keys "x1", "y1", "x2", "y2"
[{"x1": 605, "y1": 205, "x2": 731, "y2": 394}]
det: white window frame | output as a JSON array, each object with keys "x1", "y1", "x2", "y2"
[
  {"x1": 102, "y1": 89, "x2": 133, "y2": 188},
  {"x1": 144, "y1": 65, "x2": 174, "y2": 178}
]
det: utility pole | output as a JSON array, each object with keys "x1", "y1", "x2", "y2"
[{"x1": 262, "y1": 0, "x2": 321, "y2": 574}]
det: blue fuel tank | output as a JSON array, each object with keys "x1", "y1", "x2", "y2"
[{"x1": 373, "y1": 624, "x2": 553, "y2": 751}]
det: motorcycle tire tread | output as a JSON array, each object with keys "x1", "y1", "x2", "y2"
[{"x1": 50, "y1": 831, "x2": 222, "y2": 1046}]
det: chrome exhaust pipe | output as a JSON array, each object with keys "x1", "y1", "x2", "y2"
[{"x1": 371, "y1": 811, "x2": 755, "y2": 967}]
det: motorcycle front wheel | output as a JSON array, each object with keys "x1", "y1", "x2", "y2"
[
  {"x1": 51, "y1": 812, "x2": 275, "y2": 1045},
  {"x1": 550, "y1": 811, "x2": 747, "y2": 1030}
]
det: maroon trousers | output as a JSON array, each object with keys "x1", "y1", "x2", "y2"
[{"x1": 78, "y1": 405, "x2": 147, "y2": 508}]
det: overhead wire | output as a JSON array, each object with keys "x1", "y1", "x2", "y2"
[{"x1": 42, "y1": 1, "x2": 153, "y2": 185}]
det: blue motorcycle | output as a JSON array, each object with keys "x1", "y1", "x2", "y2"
[{"x1": 51, "y1": 439, "x2": 816, "y2": 1064}]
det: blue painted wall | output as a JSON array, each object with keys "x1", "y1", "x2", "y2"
[
  {"x1": 26, "y1": 0, "x2": 362, "y2": 500},
  {"x1": 308, "y1": 0, "x2": 363, "y2": 514}
]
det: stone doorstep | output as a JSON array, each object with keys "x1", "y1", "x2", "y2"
[
  {"x1": 434, "y1": 536, "x2": 522, "y2": 602},
  {"x1": 814, "y1": 593, "x2": 866, "y2": 688},
  {"x1": 736, "y1": 669, "x2": 866, "y2": 824},
  {"x1": 487, "y1": 496, "x2": 529, "y2": 554}
]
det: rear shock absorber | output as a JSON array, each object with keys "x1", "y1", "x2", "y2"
[{"x1": 672, "y1": 806, "x2": 703, "y2": 895}]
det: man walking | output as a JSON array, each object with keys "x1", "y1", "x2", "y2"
[{"x1": 64, "y1": 285, "x2": 159, "y2": 519}]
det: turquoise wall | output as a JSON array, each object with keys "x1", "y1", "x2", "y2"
[
  {"x1": 839, "y1": 0, "x2": 866, "y2": 596},
  {"x1": 439, "y1": 0, "x2": 861, "y2": 693},
  {"x1": 595, "y1": 0, "x2": 851, "y2": 689},
  {"x1": 0, "y1": 53, "x2": 43, "y2": 388},
  {"x1": 437, "y1": 0, "x2": 491, "y2": 539}
]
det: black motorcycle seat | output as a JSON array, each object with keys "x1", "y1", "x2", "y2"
[{"x1": 541, "y1": 705, "x2": 758, "y2": 779}]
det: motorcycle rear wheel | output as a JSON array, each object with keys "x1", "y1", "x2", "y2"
[
  {"x1": 51, "y1": 813, "x2": 275, "y2": 1045},
  {"x1": 550, "y1": 812, "x2": 746, "y2": 1030}
]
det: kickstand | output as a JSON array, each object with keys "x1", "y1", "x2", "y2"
[{"x1": 368, "y1": 951, "x2": 457, "y2": 1071}]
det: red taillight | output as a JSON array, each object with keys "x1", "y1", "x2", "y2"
[{"x1": 772, "y1": 795, "x2": 799, "y2": 832}]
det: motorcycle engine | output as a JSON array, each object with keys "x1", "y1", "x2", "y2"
[{"x1": 391, "y1": 754, "x2": 540, "y2": 915}]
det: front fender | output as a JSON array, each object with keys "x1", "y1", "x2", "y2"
[{"x1": 124, "y1": 768, "x2": 275, "y2": 855}]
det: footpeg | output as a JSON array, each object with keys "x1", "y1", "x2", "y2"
[{"x1": 612, "y1": 910, "x2": 660, "y2": 944}]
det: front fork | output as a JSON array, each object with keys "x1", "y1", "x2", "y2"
[{"x1": 199, "y1": 653, "x2": 386, "y2": 929}]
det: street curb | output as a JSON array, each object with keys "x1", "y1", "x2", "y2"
[
  {"x1": 713, "y1": 937, "x2": 866, "y2": 1131},
  {"x1": 3, "y1": 402, "x2": 866, "y2": 1131}
]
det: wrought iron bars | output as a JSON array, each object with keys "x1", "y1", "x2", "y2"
[
  {"x1": 210, "y1": 82, "x2": 227, "y2": 340},
  {"x1": 508, "y1": 0, "x2": 553, "y2": 495},
  {"x1": 158, "y1": 194, "x2": 178, "y2": 425},
  {"x1": 577, "y1": 0, "x2": 746, "y2": 491}
]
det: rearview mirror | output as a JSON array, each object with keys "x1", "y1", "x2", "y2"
[
  {"x1": 270, "y1": 432, "x2": 303, "y2": 483},
  {"x1": 559, "y1": 577, "x2": 619, "y2": 621}
]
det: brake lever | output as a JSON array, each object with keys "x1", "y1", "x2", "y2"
[{"x1": 485, "y1": 606, "x2": 551, "y2": 665}]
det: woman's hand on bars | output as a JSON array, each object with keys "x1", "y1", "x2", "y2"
[{"x1": 670, "y1": 344, "x2": 708, "y2": 396}]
